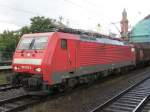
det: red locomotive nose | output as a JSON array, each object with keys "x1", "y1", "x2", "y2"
[
  {"x1": 12, "y1": 33, "x2": 50, "y2": 74},
  {"x1": 32, "y1": 53, "x2": 35, "y2": 57}
]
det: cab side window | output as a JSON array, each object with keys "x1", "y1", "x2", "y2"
[{"x1": 61, "y1": 39, "x2": 67, "y2": 49}]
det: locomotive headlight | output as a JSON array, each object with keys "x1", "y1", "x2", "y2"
[
  {"x1": 131, "y1": 48, "x2": 135, "y2": 52},
  {"x1": 35, "y1": 67, "x2": 41, "y2": 72},
  {"x1": 14, "y1": 66, "x2": 18, "y2": 70},
  {"x1": 14, "y1": 66, "x2": 20, "y2": 70}
]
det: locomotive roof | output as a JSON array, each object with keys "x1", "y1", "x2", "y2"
[
  {"x1": 22, "y1": 31, "x2": 128, "y2": 46},
  {"x1": 80, "y1": 35, "x2": 129, "y2": 46},
  {"x1": 23, "y1": 32, "x2": 54, "y2": 37},
  {"x1": 23, "y1": 27, "x2": 123, "y2": 40}
]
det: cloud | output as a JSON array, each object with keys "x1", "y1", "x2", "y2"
[
  {"x1": 0, "y1": 23, "x2": 20, "y2": 33},
  {"x1": 0, "y1": 0, "x2": 149, "y2": 34}
]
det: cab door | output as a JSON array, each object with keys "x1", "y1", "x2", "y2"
[{"x1": 66, "y1": 39, "x2": 77, "y2": 72}]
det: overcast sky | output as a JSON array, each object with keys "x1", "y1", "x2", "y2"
[{"x1": 0, "y1": 0, "x2": 149, "y2": 34}]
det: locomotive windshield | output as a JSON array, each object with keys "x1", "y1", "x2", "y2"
[{"x1": 18, "y1": 36, "x2": 48, "y2": 50}]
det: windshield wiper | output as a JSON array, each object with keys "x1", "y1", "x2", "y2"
[
  {"x1": 32, "y1": 43, "x2": 38, "y2": 53},
  {"x1": 29, "y1": 39, "x2": 35, "y2": 49}
]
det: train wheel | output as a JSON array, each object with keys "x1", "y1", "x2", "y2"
[
  {"x1": 67, "y1": 78, "x2": 78, "y2": 88},
  {"x1": 79, "y1": 76, "x2": 89, "y2": 84},
  {"x1": 102, "y1": 70, "x2": 109, "y2": 77}
]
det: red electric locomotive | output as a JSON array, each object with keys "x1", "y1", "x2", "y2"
[{"x1": 11, "y1": 28, "x2": 136, "y2": 93}]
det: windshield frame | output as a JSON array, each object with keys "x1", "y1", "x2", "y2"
[{"x1": 17, "y1": 36, "x2": 49, "y2": 50}]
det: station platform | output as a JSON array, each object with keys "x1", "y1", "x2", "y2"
[{"x1": 0, "y1": 66, "x2": 12, "y2": 70}]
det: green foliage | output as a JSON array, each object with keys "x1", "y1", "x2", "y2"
[
  {"x1": 30, "y1": 16, "x2": 56, "y2": 33},
  {"x1": 0, "y1": 73, "x2": 7, "y2": 84},
  {"x1": 0, "y1": 31, "x2": 19, "y2": 60},
  {"x1": 20, "y1": 26, "x2": 31, "y2": 35}
]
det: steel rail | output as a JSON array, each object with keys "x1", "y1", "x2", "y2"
[
  {"x1": 133, "y1": 95, "x2": 150, "y2": 112},
  {"x1": 90, "y1": 75, "x2": 150, "y2": 112},
  {"x1": 0, "y1": 94, "x2": 44, "y2": 112},
  {"x1": 5, "y1": 97, "x2": 43, "y2": 112},
  {"x1": 0, "y1": 83, "x2": 22, "y2": 92}
]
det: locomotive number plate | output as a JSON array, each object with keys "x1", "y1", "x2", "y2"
[{"x1": 21, "y1": 66, "x2": 31, "y2": 70}]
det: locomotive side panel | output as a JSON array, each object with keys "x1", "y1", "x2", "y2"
[
  {"x1": 11, "y1": 31, "x2": 138, "y2": 92},
  {"x1": 77, "y1": 41, "x2": 135, "y2": 75},
  {"x1": 42, "y1": 33, "x2": 59, "y2": 84},
  {"x1": 50, "y1": 33, "x2": 79, "y2": 84}
]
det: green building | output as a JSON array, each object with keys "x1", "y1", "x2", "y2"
[{"x1": 130, "y1": 15, "x2": 150, "y2": 43}]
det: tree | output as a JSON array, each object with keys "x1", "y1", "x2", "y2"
[
  {"x1": 20, "y1": 26, "x2": 31, "y2": 35},
  {"x1": 30, "y1": 16, "x2": 56, "y2": 33},
  {"x1": 0, "y1": 31, "x2": 19, "y2": 60}
]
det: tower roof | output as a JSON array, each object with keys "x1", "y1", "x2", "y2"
[{"x1": 122, "y1": 8, "x2": 127, "y2": 16}]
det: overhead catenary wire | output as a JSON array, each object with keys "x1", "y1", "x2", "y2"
[
  {"x1": 62, "y1": 0, "x2": 113, "y2": 33},
  {"x1": 0, "y1": 1, "x2": 103, "y2": 24},
  {"x1": 62, "y1": 0, "x2": 105, "y2": 20},
  {"x1": 0, "y1": 1, "x2": 111, "y2": 33},
  {"x1": 0, "y1": 4, "x2": 42, "y2": 16},
  {"x1": 0, "y1": 4, "x2": 44, "y2": 28}
]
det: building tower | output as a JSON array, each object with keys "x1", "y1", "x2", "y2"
[{"x1": 120, "y1": 9, "x2": 129, "y2": 40}]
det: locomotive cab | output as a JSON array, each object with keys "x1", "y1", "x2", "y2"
[
  {"x1": 12, "y1": 33, "x2": 52, "y2": 91},
  {"x1": 11, "y1": 32, "x2": 79, "y2": 93}
]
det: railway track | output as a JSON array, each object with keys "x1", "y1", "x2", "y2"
[
  {"x1": 90, "y1": 76, "x2": 150, "y2": 112},
  {"x1": 0, "y1": 83, "x2": 21, "y2": 92},
  {"x1": 141, "y1": 99, "x2": 150, "y2": 112},
  {"x1": 0, "y1": 66, "x2": 12, "y2": 70},
  {"x1": 0, "y1": 94, "x2": 43, "y2": 112},
  {"x1": 0, "y1": 68, "x2": 150, "y2": 112},
  {"x1": 0, "y1": 84, "x2": 44, "y2": 112}
]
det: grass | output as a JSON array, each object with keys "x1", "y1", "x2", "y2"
[{"x1": 0, "y1": 72, "x2": 7, "y2": 84}]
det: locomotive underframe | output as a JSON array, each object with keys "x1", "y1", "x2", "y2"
[{"x1": 9, "y1": 64, "x2": 136, "y2": 94}]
